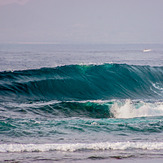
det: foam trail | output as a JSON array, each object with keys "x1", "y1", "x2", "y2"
[
  {"x1": 1, "y1": 142, "x2": 163, "y2": 153},
  {"x1": 111, "y1": 99, "x2": 163, "y2": 118}
]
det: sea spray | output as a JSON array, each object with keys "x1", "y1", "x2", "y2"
[{"x1": 110, "y1": 99, "x2": 163, "y2": 118}]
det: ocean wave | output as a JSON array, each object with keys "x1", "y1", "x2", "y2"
[
  {"x1": 1, "y1": 101, "x2": 163, "y2": 139},
  {"x1": 0, "y1": 63, "x2": 162, "y2": 102},
  {"x1": 2, "y1": 99, "x2": 163, "y2": 119}
]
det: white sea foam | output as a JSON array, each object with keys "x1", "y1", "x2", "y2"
[
  {"x1": 0, "y1": 142, "x2": 163, "y2": 153},
  {"x1": 110, "y1": 99, "x2": 163, "y2": 118}
]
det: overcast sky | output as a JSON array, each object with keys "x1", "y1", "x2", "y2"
[{"x1": 0, "y1": 0, "x2": 163, "y2": 44}]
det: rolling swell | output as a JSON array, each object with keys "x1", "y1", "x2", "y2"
[{"x1": 0, "y1": 63, "x2": 163, "y2": 102}]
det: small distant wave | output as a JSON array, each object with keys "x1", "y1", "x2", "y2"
[{"x1": 143, "y1": 49, "x2": 152, "y2": 52}]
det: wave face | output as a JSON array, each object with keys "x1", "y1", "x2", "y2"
[{"x1": 0, "y1": 63, "x2": 163, "y2": 102}]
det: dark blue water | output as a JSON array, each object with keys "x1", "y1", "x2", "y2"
[{"x1": 0, "y1": 44, "x2": 163, "y2": 162}]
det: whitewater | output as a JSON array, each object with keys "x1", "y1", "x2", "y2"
[{"x1": 0, "y1": 44, "x2": 163, "y2": 162}]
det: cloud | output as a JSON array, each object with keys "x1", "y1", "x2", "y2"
[{"x1": 0, "y1": 0, "x2": 29, "y2": 6}]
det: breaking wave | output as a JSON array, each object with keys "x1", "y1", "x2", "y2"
[{"x1": 3, "y1": 100, "x2": 163, "y2": 119}]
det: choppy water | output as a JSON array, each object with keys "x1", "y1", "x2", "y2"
[{"x1": 0, "y1": 44, "x2": 163, "y2": 162}]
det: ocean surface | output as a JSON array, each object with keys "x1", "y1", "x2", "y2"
[{"x1": 0, "y1": 44, "x2": 163, "y2": 162}]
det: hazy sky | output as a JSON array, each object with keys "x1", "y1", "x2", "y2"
[{"x1": 0, "y1": 0, "x2": 163, "y2": 44}]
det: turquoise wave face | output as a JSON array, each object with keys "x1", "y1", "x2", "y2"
[{"x1": 0, "y1": 63, "x2": 162, "y2": 102}]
